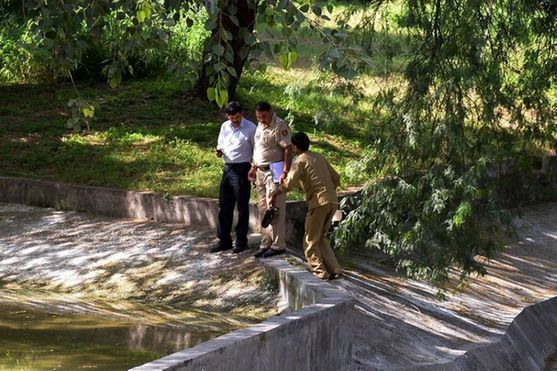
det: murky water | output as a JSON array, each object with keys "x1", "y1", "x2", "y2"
[
  {"x1": 0, "y1": 203, "x2": 277, "y2": 370},
  {"x1": 0, "y1": 290, "x2": 241, "y2": 370},
  {"x1": 545, "y1": 351, "x2": 557, "y2": 371}
]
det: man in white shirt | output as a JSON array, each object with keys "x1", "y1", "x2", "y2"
[{"x1": 211, "y1": 101, "x2": 257, "y2": 253}]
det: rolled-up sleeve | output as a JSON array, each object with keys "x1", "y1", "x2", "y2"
[
  {"x1": 328, "y1": 163, "x2": 340, "y2": 188},
  {"x1": 280, "y1": 160, "x2": 302, "y2": 193}
]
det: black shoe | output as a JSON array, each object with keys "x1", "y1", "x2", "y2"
[
  {"x1": 261, "y1": 248, "x2": 285, "y2": 258},
  {"x1": 232, "y1": 244, "x2": 247, "y2": 253},
  {"x1": 327, "y1": 272, "x2": 344, "y2": 280},
  {"x1": 254, "y1": 247, "x2": 270, "y2": 258},
  {"x1": 210, "y1": 243, "x2": 232, "y2": 253},
  {"x1": 261, "y1": 206, "x2": 279, "y2": 228}
]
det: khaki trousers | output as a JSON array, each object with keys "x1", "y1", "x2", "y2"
[
  {"x1": 255, "y1": 168, "x2": 286, "y2": 251},
  {"x1": 304, "y1": 203, "x2": 342, "y2": 279}
]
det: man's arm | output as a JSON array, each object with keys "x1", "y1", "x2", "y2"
[
  {"x1": 279, "y1": 144, "x2": 292, "y2": 183},
  {"x1": 270, "y1": 160, "x2": 302, "y2": 205},
  {"x1": 216, "y1": 123, "x2": 225, "y2": 157},
  {"x1": 328, "y1": 162, "x2": 341, "y2": 188}
]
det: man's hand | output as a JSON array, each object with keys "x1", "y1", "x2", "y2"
[
  {"x1": 215, "y1": 149, "x2": 224, "y2": 158},
  {"x1": 248, "y1": 166, "x2": 257, "y2": 185},
  {"x1": 279, "y1": 171, "x2": 288, "y2": 184},
  {"x1": 269, "y1": 193, "x2": 277, "y2": 207}
]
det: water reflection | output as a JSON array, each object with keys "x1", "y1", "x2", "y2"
[
  {"x1": 0, "y1": 291, "x2": 241, "y2": 370},
  {"x1": 546, "y1": 351, "x2": 557, "y2": 371}
]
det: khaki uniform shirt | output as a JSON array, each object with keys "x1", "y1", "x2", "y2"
[
  {"x1": 253, "y1": 114, "x2": 291, "y2": 166},
  {"x1": 279, "y1": 151, "x2": 340, "y2": 209}
]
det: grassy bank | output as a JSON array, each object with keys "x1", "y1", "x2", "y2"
[{"x1": 0, "y1": 73, "x2": 372, "y2": 198}]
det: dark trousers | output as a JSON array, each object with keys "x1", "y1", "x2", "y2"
[{"x1": 217, "y1": 162, "x2": 251, "y2": 248}]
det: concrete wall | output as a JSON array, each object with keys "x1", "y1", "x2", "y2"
[
  {"x1": 0, "y1": 177, "x2": 354, "y2": 370},
  {"x1": 0, "y1": 176, "x2": 309, "y2": 250},
  {"x1": 415, "y1": 296, "x2": 557, "y2": 371},
  {"x1": 131, "y1": 259, "x2": 354, "y2": 371}
]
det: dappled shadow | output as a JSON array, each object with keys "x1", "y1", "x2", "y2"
[
  {"x1": 0, "y1": 203, "x2": 276, "y2": 319},
  {"x1": 0, "y1": 202, "x2": 279, "y2": 369},
  {"x1": 340, "y1": 202, "x2": 557, "y2": 369}
]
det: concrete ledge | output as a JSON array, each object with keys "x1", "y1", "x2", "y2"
[
  {"x1": 0, "y1": 177, "x2": 308, "y2": 248},
  {"x1": 130, "y1": 259, "x2": 354, "y2": 371},
  {"x1": 0, "y1": 176, "x2": 221, "y2": 228},
  {"x1": 416, "y1": 296, "x2": 557, "y2": 371}
]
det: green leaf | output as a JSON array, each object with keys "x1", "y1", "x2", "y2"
[
  {"x1": 287, "y1": 51, "x2": 298, "y2": 67},
  {"x1": 279, "y1": 51, "x2": 297, "y2": 70},
  {"x1": 328, "y1": 48, "x2": 341, "y2": 59},
  {"x1": 83, "y1": 106, "x2": 95, "y2": 118},
  {"x1": 312, "y1": 5, "x2": 322, "y2": 16},
  {"x1": 207, "y1": 87, "x2": 216, "y2": 102},
  {"x1": 452, "y1": 201, "x2": 472, "y2": 228},
  {"x1": 279, "y1": 54, "x2": 289, "y2": 69},
  {"x1": 215, "y1": 87, "x2": 228, "y2": 108},
  {"x1": 212, "y1": 44, "x2": 225, "y2": 56},
  {"x1": 229, "y1": 15, "x2": 239, "y2": 27},
  {"x1": 299, "y1": 4, "x2": 309, "y2": 13},
  {"x1": 136, "y1": 4, "x2": 151, "y2": 23},
  {"x1": 227, "y1": 66, "x2": 237, "y2": 77}
]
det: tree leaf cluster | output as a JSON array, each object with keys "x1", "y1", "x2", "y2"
[{"x1": 334, "y1": 0, "x2": 556, "y2": 287}]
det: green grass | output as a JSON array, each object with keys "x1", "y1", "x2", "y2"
[
  {"x1": 0, "y1": 79, "x2": 226, "y2": 197},
  {"x1": 0, "y1": 1, "x2": 405, "y2": 198},
  {"x1": 0, "y1": 71, "x2": 375, "y2": 198}
]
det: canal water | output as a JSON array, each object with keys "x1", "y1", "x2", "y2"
[
  {"x1": 0, "y1": 290, "x2": 240, "y2": 370},
  {"x1": 0, "y1": 203, "x2": 278, "y2": 370},
  {"x1": 546, "y1": 351, "x2": 557, "y2": 371}
]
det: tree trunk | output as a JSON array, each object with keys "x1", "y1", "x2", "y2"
[{"x1": 198, "y1": 0, "x2": 258, "y2": 100}]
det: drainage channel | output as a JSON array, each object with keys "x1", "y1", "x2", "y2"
[{"x1": 0, "y1": 203, "x2": 279, "y2": 370}]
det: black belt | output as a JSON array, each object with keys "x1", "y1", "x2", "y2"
[
  {"x1": 225, "y1": 162, "x2": 250, "y2": 168},
  {"x1": 256, "y1": 165, "x2": 270, "y2": 171}
]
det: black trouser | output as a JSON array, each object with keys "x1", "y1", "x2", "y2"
[{"x1": 217, "y1": 162, "x2": 251, "y2": 248}]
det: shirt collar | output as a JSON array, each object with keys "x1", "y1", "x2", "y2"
[
  {"x1": 230, "y1": 118, "x2": 243, "y2": 129},
  {"x1": 261, "y1": 114, "x2": 277, "y2": 129}
]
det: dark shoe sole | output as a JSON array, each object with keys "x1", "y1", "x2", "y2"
[
  {"x1": 253, "y1": 247, "x2": 270, "y2": 258},
  {"x1": 210, "y1": 245, "x2": 232, "y2": 253},
  {"x1": 232, "y1": 246, "x2": 247, "y2": 253},
  {"x1": 261, "y1": 206, "x2": 279, "y2": 228},
  {"x1": 261, "y1": 249, "x2": 285, "y2": 258}
]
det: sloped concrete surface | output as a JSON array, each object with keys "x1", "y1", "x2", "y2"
[
  {"x1": 342, "y1": 203, "x2": 557, "y2": 370},
  {"x1": 2, "y1": 175, "x2": 556, "y2": 370},
  {"x1": 0, "y1": 202, "x2": 278, "y2": 321},
  {"x1": 132, "y1": 259, "x2": 353, "y2": 371}
]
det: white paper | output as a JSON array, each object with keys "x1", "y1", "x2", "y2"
[{"x1": 270, "y1": 161, "x2": 284, "y2": 183}]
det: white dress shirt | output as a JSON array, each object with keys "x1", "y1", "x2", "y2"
[{"x1": 217, "y1": 117, "x2": 257, "y2": 164}]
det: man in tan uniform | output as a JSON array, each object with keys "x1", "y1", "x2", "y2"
[
  {"x1": 248, "y1": 101, "x2": 292, "y2": 258},
  {"x1": 270, "y1": 132, "x2": 343, "y2": 279}
]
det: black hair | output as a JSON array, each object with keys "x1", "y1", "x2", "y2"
[
  {"x1": 225, "y1": 101, "x2": 242, "y2": 115},
  {"x1": 255, "y1": 101, "x2": 272, "y2": 112},
  {"x1": 291, "y1": 132, "x2": 310, "y2": 152}
]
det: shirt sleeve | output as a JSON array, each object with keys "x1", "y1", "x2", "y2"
[
  {"x1": 217, "y1": 123, "x2": 226, "y2": 152},
  {"x1": 276, "y1": 123, "x2": 292, "y2": 148},
  {"x1": 249, "y1": 123, "x2": 256, "y2": 148},
  {"x1": 328, "y1": 162, "x2": 341, "y2": 188},
  {"x1": 280, "y1": 159, "x2": 302, "y2": 193}
]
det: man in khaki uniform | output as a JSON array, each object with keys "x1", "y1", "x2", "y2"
[
  {"x1": 270, "y1": 132, "x2": 342, "y2": 279},
  {"x1": 248, "y1": 102, "x2": 292, "y2": 258}
]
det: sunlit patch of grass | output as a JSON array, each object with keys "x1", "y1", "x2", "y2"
[{"x1": 0, "y1": 1, "x2": 412, "y2": 197}]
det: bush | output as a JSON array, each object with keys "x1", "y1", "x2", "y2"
[{"x1": 0, "y1": 14, "x2": 42, "y2": 83}]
